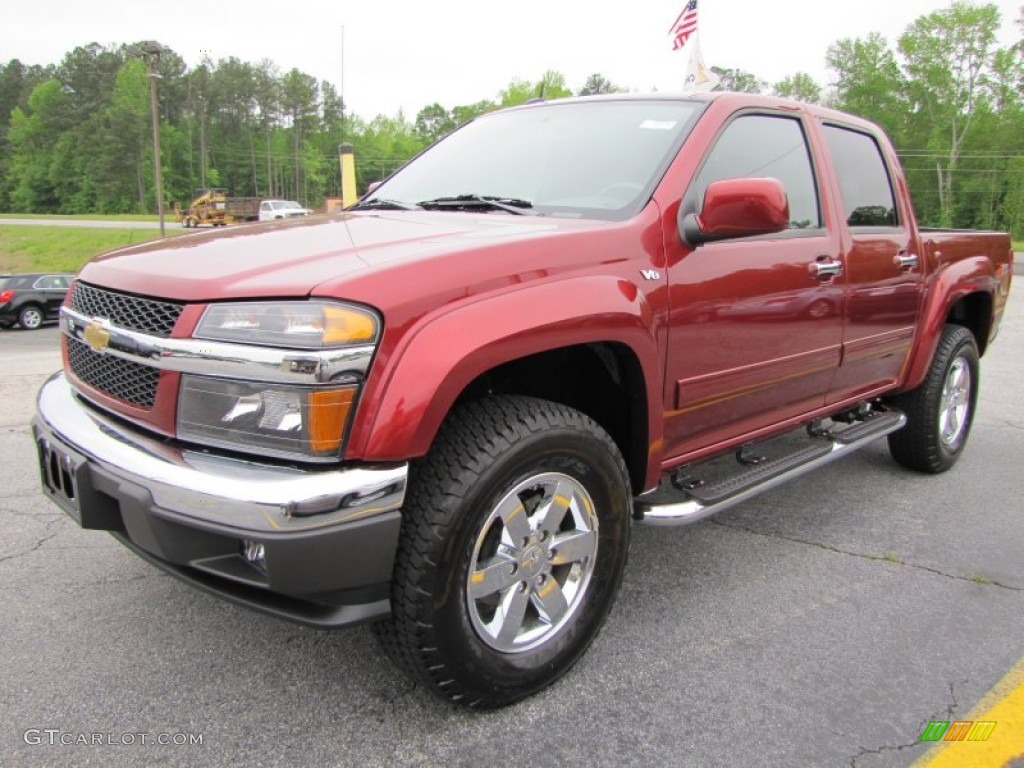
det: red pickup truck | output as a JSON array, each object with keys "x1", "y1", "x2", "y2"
[{"x1": 34, "y1": 93, "x2": 1013, "y2": 709}]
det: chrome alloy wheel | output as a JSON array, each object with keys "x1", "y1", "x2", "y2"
[
  {"x1": 19, "y1": 306, "x2": 43, "y2": 330},
  {"x1": 938, "y1": 357, "x2": 972, "y2": 447},
  {"x1": 467, "y1": 472, "x2": 599, "y2": 654}
]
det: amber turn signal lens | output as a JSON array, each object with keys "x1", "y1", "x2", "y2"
[
  {"x1": 309, "y1": 387, "x2": 357, "y2": 452},
  {"x1": 321, "y1": 306, "x2": 377, "y2": 345}
]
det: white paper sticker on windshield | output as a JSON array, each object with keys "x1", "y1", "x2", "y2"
[{"x1": 640, "y1": 120, "x2": 677, "y2": 130}]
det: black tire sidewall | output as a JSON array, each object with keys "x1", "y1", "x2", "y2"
[
  {"x1": 427, "y1": 423, "x2": 630, "y2": 703},
  {"x1": 889, "y1": 324, "x2": 980, "y2": 473},
  {"x1": 932, "y1": 331, "x2": 979, "y2": 463}
]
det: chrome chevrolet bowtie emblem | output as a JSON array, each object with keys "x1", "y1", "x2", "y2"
[{"x1": 83, "y1": 321, "x2": 111, "y2": 353}]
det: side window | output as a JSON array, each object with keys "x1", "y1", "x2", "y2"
[
  {"x1": 260, "y1": 202, "x2": 270, "y2": 212},
  {"x1": 823, "y1": 125, "x2": 898, "y2": 227},
  {"x1": 34, "y1": 276, "x2": 61, "y2": 289},
  {"x1": 694, "y1": 114, "x2": 820, "y2": 230}
]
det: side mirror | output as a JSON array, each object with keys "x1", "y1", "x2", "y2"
[
  {"x1": 680, "y1": 177, "x2": 789, "y2": 246},
  {"x1": 366, "y1": 181, "x2": 383, "y2": 195}
]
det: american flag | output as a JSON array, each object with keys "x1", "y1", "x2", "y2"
[{"x1": 670, "y1": 0, "x2": 700, "y2": 51}]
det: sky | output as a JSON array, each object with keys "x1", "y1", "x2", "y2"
[{"x1": 1, "y1": 0, "x2": 1021, "y2": 119}]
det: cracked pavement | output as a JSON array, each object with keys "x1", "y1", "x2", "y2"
[
  {"x1": 2, "y1": 297, "x2": 1023, "y2": 768},
  {"x1": 710, "y1": 519, "x2": 1024, "y2": 592}
]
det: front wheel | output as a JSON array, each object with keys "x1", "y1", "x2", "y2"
[
  {"x1": 374, "y1": 396, "x2": 631, "y2": 708},
  {"x1": 887, "y1": 324, "x2": 979, "y2": 473}
]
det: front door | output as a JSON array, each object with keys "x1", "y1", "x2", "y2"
[{"x1": 663, "y1": 112, "x2": 845, "y2": 461}]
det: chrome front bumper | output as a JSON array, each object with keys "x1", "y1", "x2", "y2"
[
  {"x1": 34, "y1": 373, "x2": 407, "y2": 533},
  {"x1": 32, "y1": 372, "x2": 408, "y2": 627}
]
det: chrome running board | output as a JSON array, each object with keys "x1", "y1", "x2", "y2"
[{"x1": 633, "y1": 409, "x2": 906, "y2": 526}]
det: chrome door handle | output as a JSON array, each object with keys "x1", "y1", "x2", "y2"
[
  {"x1": 810, "y1": 259, "x2": 843, "y2": 280},
  {"x1": 895, "y1": 253, "x2": 919, "y2": 270}
]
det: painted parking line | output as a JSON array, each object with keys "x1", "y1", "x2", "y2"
[{"x1": 912, "y1": 656, "x2": 1024, "y2": 768}]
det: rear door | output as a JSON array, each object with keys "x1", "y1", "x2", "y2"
[
  {"x1": 34, "y1": 275, "x2": 71, "y2": 320},
  {"x1": 663, "y1": 111, "x2": 845, "y2": 459},
  {"x1": 821, "y1": 124, "x2": 923, "y2": 403}
]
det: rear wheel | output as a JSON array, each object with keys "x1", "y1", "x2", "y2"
[
  {"x1": 374, "y1": 396, "x2": 631, "y2": 708},
  {"x1": 887, "y1": 324, "x2": 979, "y2": 473},
  {"x1": 18, "y1": 305, "x2": 44, "y2": 330}
]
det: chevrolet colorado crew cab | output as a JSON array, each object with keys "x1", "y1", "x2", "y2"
[{"x1": 34, "y1": 93, "x2": 1013, "y2": 709}]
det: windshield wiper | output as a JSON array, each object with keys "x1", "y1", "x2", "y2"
[
  {"x1": 417, "y1": 195, "x2": 539, "y2": 216},
  {"x1": 350, "y1": 198, "x2": 422, "y2": 211}
]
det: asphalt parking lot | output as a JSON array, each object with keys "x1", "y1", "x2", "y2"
[{"x1": 1, "y1": 298, "x2": 1022, "y2": 767}]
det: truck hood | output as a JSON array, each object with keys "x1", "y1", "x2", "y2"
[{"x1": 78, "y1": 212, "x2": 617, "y2": 304}]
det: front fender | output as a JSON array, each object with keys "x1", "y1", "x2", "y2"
[
  {"x1": 348, "y1": 275, "x2": 663, "y2": 475},
  {"x1": 901, "y1": 255, "x2": 999, "y2": 392}
]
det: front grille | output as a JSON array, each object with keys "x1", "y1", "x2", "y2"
[
  {"x1": 71, "y1": 282, "x2": 184, "y2": 338},
  {"x1": 67, "y1": 339, "x2": 159, "y2": 408}
]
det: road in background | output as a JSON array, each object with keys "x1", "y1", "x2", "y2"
[
  {"x1": 0, "y1": 218, "x2": 181, "y2": 230},
  {"x1": 1, "y1": 297, "x2": 1022, "y2": 767}
]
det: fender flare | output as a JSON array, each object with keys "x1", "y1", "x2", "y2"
[
  {"x1": 901, "y1": 255, "x2": 997, "y2": 391},
  {"x1": 349, "y1": 275, "x2": 664, "y2": 483}
]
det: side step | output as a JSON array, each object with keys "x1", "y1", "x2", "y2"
[{"x1": 633, "y1": 409, "x2": 906, "y2": 526}]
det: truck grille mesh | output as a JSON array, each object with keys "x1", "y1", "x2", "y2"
[
  {"x1": 71, "y1": 282, "x2": 184, "y2": 338},
  {"x1": 67, "y1": 340, "x2": 159, "y2": 408}
]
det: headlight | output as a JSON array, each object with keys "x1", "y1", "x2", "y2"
[
  {"x1": 178, "y1": 376, "x2": 357, "y2": 462},
  {"x1": 181, "y1": 300, "x2": 378, "y2": 461},
  {"x1": 195, "y1": 301, "x2": 377, "y2": 348}
]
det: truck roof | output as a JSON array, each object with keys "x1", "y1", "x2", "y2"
[{"x1": 497, "y1": 91, "x2": 882, "y2": 135}]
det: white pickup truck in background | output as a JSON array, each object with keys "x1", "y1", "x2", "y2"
[{"x1": 258, "y1": 199, "x2": 311, "y2": 221}]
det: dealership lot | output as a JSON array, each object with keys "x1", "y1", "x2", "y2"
[{"x1": 1, "y1": 293, "x2": 1022, "y2": 767}]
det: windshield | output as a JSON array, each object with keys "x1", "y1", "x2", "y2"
[{"x1": 364, "y1": 99, "x2": 702, "y2": 221}]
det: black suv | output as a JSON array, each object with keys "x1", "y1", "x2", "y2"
[{"x1": 0, "y1": 273, "x2": 74, "y2": 330}]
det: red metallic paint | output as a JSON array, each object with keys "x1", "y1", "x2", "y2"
[
  {"x1": 695, "y1": 178, "x2": 789, "y2": 240},
  {"x1": 900, "y1": 253, "x2": 1002, "y2": 393},
  {"x1": 354, "y1": 275, "x2": 663, "y2": 475},
  {"x1": 341, "y1": 207, "x2": 671, "y2": 492},
  {"x1": 61, "y1": 93, "x2": 1013, "y2": 492}
]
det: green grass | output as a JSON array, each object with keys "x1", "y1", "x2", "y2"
[
  {"x1": 0, "y1": 225, "x2": 178, "y2": 273},
  {"x1": 0, "y1": 213, "x2": 161, "y2": 222},
  {"x1": 1012, "y1": 240, "x2": 1022, "y2": 253}
]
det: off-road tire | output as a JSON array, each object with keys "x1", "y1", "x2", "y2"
[
  {"x1": 373, "y1": 395, "x2": 632, "y2": 709},
  {"x1": 887, "y1": 324, "x2": 979, "y2": 473}
]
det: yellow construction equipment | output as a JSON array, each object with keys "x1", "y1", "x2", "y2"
[{"x1": 174, "y1": 189, "x2": 261, "y2": 228}]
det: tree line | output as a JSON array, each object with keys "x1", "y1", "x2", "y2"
[{"x1": 0, "y1": 2, "x2": 1021, "y2": 237}]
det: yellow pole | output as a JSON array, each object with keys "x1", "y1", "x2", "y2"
[{"x1": 340, "y1": 143, "x2": 357, "y2": 209}]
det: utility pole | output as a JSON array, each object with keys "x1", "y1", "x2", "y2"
[{"x1": 129, "y1": 41, "x2": 169, "y2": 236}]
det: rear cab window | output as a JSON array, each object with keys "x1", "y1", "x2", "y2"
[{"x1": 822, "y1": 125, "x2": 900, "y2": 228}]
